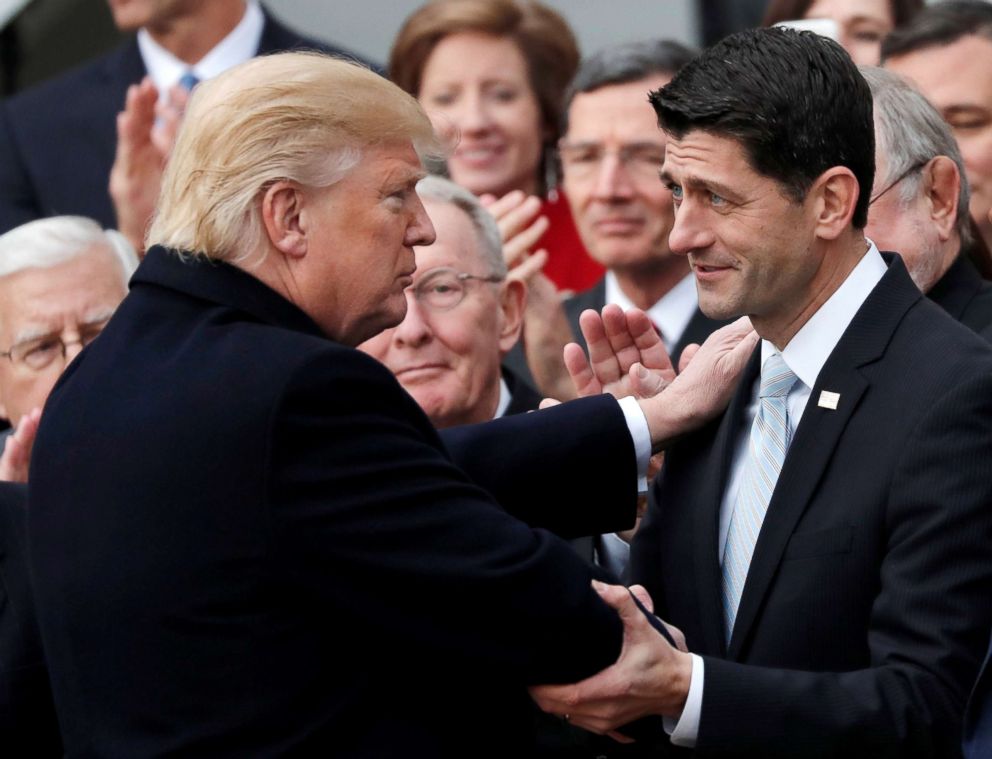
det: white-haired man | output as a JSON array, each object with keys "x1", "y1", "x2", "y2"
[
  {"x1": 361, "y1": 175, "x2": 539, "y2": 426},
  {"x1": 26, "y1": 52, "x2": 755, "y2": 756},
  {"x1": 0, "y1": 216, "x2": 138, "y2": 482}
]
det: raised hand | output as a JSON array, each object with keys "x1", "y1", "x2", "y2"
[
  {"x1": 0, "y1": 407, "x2": 41, "y2": 483},
  {"x1": 109, "y1": 77, "x2": 190, "y2": 255},
  {"x1": 565, "y1": 304, "x2": 675, "y2": 400}
]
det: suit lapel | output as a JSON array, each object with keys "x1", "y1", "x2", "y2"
[
  {"x1": 692, "y1": 347, "x2": 761, "y2": 657},
  {"x1": 727, "y1": 257, "x2": 921, "y2": 658}
]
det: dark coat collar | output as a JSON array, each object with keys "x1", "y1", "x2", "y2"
[{"x1": 133, "y1": 246, "x2": 326, "y2": 339}]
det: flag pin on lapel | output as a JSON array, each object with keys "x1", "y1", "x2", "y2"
[{"x1": 818, "y1": 390, "x2": 840, "y2": 410}]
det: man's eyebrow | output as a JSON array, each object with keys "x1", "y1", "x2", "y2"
[
  {"x1": 660, "y1": 171, "x2": 737, "y2": 197},
  {"x1": 11, "y1": 308, "x2": 117, "y2": 346}
]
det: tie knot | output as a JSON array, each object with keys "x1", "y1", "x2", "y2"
[
  {"x1": 178, "y1": 71, "x2": 200, "y2": 91},
  {"x1": 759, "y1": 353, "x2": 797, "y2": 399}
]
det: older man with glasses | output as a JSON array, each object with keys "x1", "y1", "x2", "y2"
[
  {"x1": 0, "y1": 216, "x2": 137, "y2": 482},
  {"x1": 360, "y1": 175, "x2": 540, "y2": 427},
  {"x1": 862, "y1": 66, "x2": 992, "y2": 335}
]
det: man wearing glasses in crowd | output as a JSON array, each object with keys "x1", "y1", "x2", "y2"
[{"x1": 0, "y1": 216, "x2": 137, "y2": 482}]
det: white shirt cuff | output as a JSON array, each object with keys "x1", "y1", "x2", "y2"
[
  {"x1": 617, "y1": 396, "x2": 651, "y2": 494},
  {"x1": 662, "y1": 653, "x2": 703, "y2": 747}
]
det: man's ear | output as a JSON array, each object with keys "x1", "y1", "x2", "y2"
[
  {"x1": 811, "y1": 167, "x2": 860, "y2": 241},
  {"x1": 261, "y1": 181, "x2": 308, "y2": 258},
  {"x1": 498, "y1": 279, "x2": 526, "y2": 356},
  {"x1": 921, "y1": 156, "x2": 960, "y2": 242}
]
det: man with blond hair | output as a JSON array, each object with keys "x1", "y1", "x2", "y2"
[{"x1": 26, "y1": 52, "x2": 755, "y2": 756}]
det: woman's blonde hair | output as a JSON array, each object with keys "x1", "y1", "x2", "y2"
[{"x1": 148, "y1": 52, "x2": 441, "y2": 262}]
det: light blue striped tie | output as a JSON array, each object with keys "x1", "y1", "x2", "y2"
[{"x1": 721, "y1": 352, "x2": 797, "y2": 644}]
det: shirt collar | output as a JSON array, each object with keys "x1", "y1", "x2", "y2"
[
  {"x1": 603, "y1": 270, "x2": 698, "y2": 351},
  {"x1": 761, "y1": 240, "x2": 887, "y2": 389},
  {"x1": 137, "y1": 1, "x2": 263, "y2": 95},
  {"x1": 493, "y1": 376, "x2": 511, "y2": 419}
]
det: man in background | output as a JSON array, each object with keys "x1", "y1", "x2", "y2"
[
  {"x1": 863, "y1": 66, "x2": 992, "y2": 335},
  {"x1": 0, "y1": 0, "x2": 363, "y2": 243},
  {"x1": 361, "y1": 175, "x2": 538, "y2": 426},
  {"x1": 0, "y1": 216, "x2": 137, "y2": 482},
  {"x1": 882, "y1": 0, "x2": 992, "y2": 254},
  {"x1": 559, "y1": 39, "x2": 725, "y2": 368}
]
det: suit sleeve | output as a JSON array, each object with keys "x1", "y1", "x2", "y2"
[
  {"x1": 0, "y1": 102, "x2": 41, "y2": 234},
  {"x1": 695, "y1": 373, "x2": 992, "y2": 758},
  {"x1": 440, "y1": 397, "x2": 638, "y2": 538},
  {"x1": 269, "y1": 349, "x2": 624, "y2": 685}
]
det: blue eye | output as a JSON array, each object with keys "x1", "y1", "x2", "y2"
[
  {"x1": 710, "y1": 192, "x2": 726, "y2": 206},
  {"x1": 668, "y1": 184, "x2": 683, "y2": 201}
]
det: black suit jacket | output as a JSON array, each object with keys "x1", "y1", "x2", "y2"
[
  {"x1": 0, "y1": 483, "x2": 60, "y2": 756},
  {"x1": 631, "y1": 256, "x2": 992, "y2": 757},
  {"x1": 0, "y1": 10, "x2": 364, "y2": 234},
  {"x1": 503, "y1": 367, "x2": 543, "y2": 416},
  {"x1": 27, "y1": 246, "x2": 640, "y2": 757},
  {"x1": 927, "y1": 252, "x2": 992, "y2": 335},
  {"x1": 563, "y1": 277, "x2": 729, "y2": 369},
  {"x1": 964, "y1": 639, "x2": 992, "y2": 758}
]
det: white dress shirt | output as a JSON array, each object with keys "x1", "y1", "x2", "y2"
[
  {"x1": 604, "y1": 271, "x2": 698, "y2": 353},
  {"x1": 137, "y1": 0, "x2": 264, "y2": 96},
  {"x1": 666, "y1": 242, "x2": 887, "y2": 746}
]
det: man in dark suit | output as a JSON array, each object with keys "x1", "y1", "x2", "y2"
[
  {"x1": 532, "y1": 28, "x2": 992, "y2": 757},
  {"x1": 26, "y1": 53, "x2": 756, "y2": 757},
  {"x1": 0, "y1": 483, "x2": 60, "y2": 755},
  {"x1": 0, "y1": 0, "x2": 362, "y2": 237},
  {"x1": 862, "y1": 66, "x2": 992, "y2": 336},
  {"x1": 965, "y1": 640, "x2": 992, "y2": 758},
  {"x1": 558, "y1": 40, "x2": 726, "y2": 370}
]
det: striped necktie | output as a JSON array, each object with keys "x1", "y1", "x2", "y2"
[{"x1": 721, "y1": 352, "x2": 797, "y2": 644}]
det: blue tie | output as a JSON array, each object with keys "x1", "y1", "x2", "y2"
[
  {"x1": 178, "y1": 71, "x2": 200, "y2": 92},
  {"x1": 721, "y1": 352, "x2": 797, "y2": 644}
]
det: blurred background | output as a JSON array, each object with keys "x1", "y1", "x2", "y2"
[{"x1": 0, "y1": 0, "x2": 769, "y2": 96}]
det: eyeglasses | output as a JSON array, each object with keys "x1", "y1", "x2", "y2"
[
  {"x1": 0, "y1": 323, "x2": 107, "y2": 372},
  {"x1": 558, "y1": 141, "x2": 667, "y2": 182},
  {"x1": 409, "y1": 267, "x2": 504, "y2": 312},
  {"x1": 869, "y1": 160, "x2": 929, "y2": 206}
]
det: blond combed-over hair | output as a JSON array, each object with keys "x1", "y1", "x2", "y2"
[{"x1": 148, "y1": 52, "x2": 442, "y2": 263}]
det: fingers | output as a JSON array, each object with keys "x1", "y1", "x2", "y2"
[
  {"x1": 627, "y1": 584, "x2": 655, "y2": 614},
  {"x1": 591, "y1": 579, "x2": 639, "y2": 622},
  {"x1": 581, "y1": 306, "x2": 623, "y2": 386},
  {"x1": 563, "y1": 341, "x2": 601, "y2": 397},
  {"x1": 677, "y1": 343, "x2": 699, "y2": 373},
  {"x1": 663, "y1": 621, "x2": 688, "y2": 653},
  {"x1": 538, "y1": 398, "x2": 562, "y2": 409},
  {"x1": 505, "y1": 248, "x2": 548, "y2": 285},
  {"x1": 623, "y1": 309, "x2": 674, "y2": 374},
  {"x1": 0, "y1": 407, "x2": 41, "y2": 483},
  {"x1": 502, "y1": 216, "x2": 550, "y2": 268}
]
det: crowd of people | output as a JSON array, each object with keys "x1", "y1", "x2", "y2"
[{"x1": 1, "y1": 0, "x2": 992, "y2": 756}]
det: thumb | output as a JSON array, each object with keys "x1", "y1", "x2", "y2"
[
  {"x1": 630, "y1": 363, "x2": 667, "y2": 398},
  {"x1": 592, "y1": 580, "x2": 640, "y2": 622}
]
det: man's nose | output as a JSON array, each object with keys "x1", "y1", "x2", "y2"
[
  {"x1": 394, "y1": 291, "x2": 434, "y2": 348},
  {"x1": 591, "y1": 154, "x2": 635, "y2": 201},
  {"x1": 667, "y1": 199, "x2": 712, "y2": 257}
]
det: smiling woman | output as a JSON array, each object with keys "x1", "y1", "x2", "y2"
[{"x1": 389, "y1": 0, "x2": 603, "y2": 292}]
